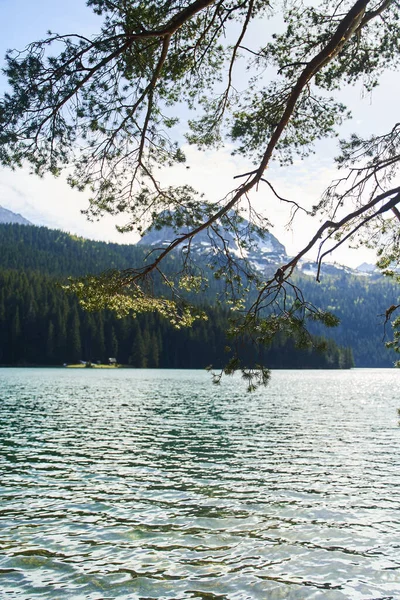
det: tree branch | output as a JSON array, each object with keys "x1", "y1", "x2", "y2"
[{"x1": 283, "y1": 186, "x2": 400, "y2": 279}]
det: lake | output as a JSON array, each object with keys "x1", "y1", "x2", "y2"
[{"x1": 0, "y1": 368, "x2": 399, "y2": 599}]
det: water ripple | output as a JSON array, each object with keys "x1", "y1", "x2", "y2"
[{"x1": 0, "y1": 368, "x2": 399, "y2": 599}]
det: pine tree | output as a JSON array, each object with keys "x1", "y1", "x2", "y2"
[
  {"x1": 149, "y1": 333, "x2": 159, "y2": 368},
  {"x1": 129, "y1": 327, "x2": 146, "y2": 368},
  {"x1": 67, "y1": 306, "x2": 82, "y2": 363},
  {"x1": 46, "y1": 320, "x2": 55, "y2": 363},
  {"x1": 10, "y1": 305, "x2": 21, "y2": 363}
]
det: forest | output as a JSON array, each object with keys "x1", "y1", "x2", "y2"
[{"x1": 0, "y1": 223, "x2": 398, "y2": 369}]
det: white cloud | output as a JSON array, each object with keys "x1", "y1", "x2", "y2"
[{"x1": 0, "y1": 167, "x2": 140, "y2": 244}]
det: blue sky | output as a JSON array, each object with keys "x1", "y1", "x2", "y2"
[
  {"x1": 0, "y1": 0, "x2": 99, "y2": 47},
  {"x1": 0, "y1": 1, "x2": 398, "y2": 267}
]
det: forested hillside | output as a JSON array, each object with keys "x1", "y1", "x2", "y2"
[
  {"x1": 0, "y1": 223, "x2": 147, "y2": 276},
  {"x1": 0, "y1": 268, "x2": 351, "y2": 369},
  {"x1": 0, "y1": 223, "x2": 397, "y2": 367},
  {"x1": 299, "y1": 275, "x2": 399, "y2": 367}
]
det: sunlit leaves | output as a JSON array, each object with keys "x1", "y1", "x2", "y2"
[{"x1": 63, "y1": 270, "x2": 207, "y2": 327}]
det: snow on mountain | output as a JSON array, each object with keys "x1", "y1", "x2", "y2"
[
  {"x1": 137, "y1": 214, "x2": 378, "y2": 280},
  {"x1": 0, "y1": 206, "x2": 31, "y2": 226},
  {"x1": 297, "y1": 261, "x2": 362, "y2": 278},
  {"x1": 357, "y1": 262, "x2": 378, "y2": 274},
  {"x1": 137, "y1": 216, "x2": 287, "y2": 272}
]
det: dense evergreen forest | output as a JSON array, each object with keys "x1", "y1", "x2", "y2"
[
  {"x1": 299, "y1": 275, "x2": 398, "y2": 367},
  {"x1": 0, "y1": 223, "x2": 397, "y2": 368},
  {"x1": 0, "y1": 268, "x2": 351, "y2": 369}
]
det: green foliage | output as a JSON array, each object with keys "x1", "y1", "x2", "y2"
[
  {"x1": 387, "y1": 313, "x2": 400, "y2": 366},
  {"x1": 208, "y1": 360, "x2": 272, "y2": 394},
  {"x1": 63, "y1": 270, "x2": 207, "y2": 327},
  {"x1": 378, "y1": 259, "x2": 400, "y2": 360},
  {"x1": 1, "y1": 0, "x2": 398, "y2": 233},
  {"x1": 230, "y1": 89, "x2": 350, "y2": 164},
  {"x1": 264, "y1": 1, "x2": 400, "y2": 93}
]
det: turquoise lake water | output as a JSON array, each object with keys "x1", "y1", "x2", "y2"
[{"x1": 0, "y1": 368, "x2": 399, "y2": 599}]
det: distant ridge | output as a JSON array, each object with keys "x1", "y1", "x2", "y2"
[
  {"x1": 0, "y1": 205, "x2": 31, "y2": 226},
  {"x1": 137, "y1": 212, "x2": 372, "y2": 279},
  {"x1": 357, "y1": 262, "x2": 377, "y2": 274}
]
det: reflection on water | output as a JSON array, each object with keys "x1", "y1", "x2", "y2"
[{"x1": 0, "y1": 368, "x2": 399, "y2": 599}]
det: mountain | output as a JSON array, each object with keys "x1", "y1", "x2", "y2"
[
  {"x1": 0, "y1": 205, "x2": 376, "y2": 279},
  {"x1": 0, "y1": 205, "x2": 32, "y2": 226},
  {"x1": 138, "y1": 214, "x2": 377, "y2": 280},
  {"x1": 138, "y1": 216, "x2": 287, "y2": 273},
  {"x1": 357, "y1": 262, "x2": 378, "y2": 274}
]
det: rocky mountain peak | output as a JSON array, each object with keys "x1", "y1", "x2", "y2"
[
  {"x1": 0, "y1": 206, "x2": 31, "y2": 226},
  {"x1": 137, "y1": 213, "x2": 287, "y2": 270}
]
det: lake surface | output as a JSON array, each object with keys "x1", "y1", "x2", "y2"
[{"x1": 0, "y1": 368, "x2": 399, "y2": 599}]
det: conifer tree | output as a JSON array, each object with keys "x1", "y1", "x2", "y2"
[
  {"x1": 67, "y1": 306, "x2": 82, "y2": 363},
  {"x1": 46, "y1": 321, "x2": 55, "y2": 363}
]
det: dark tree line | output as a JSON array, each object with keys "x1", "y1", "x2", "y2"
[
  {"x1": 300, "y1": 274, "x2": 399, "y2": 367},
  {"x1": 0, "y1": 268, "x2": 352, "y2": 369}
]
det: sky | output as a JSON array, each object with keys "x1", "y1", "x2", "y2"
[{"x1": 0, "y1": 0, "x2": 398, "y2": 267}]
